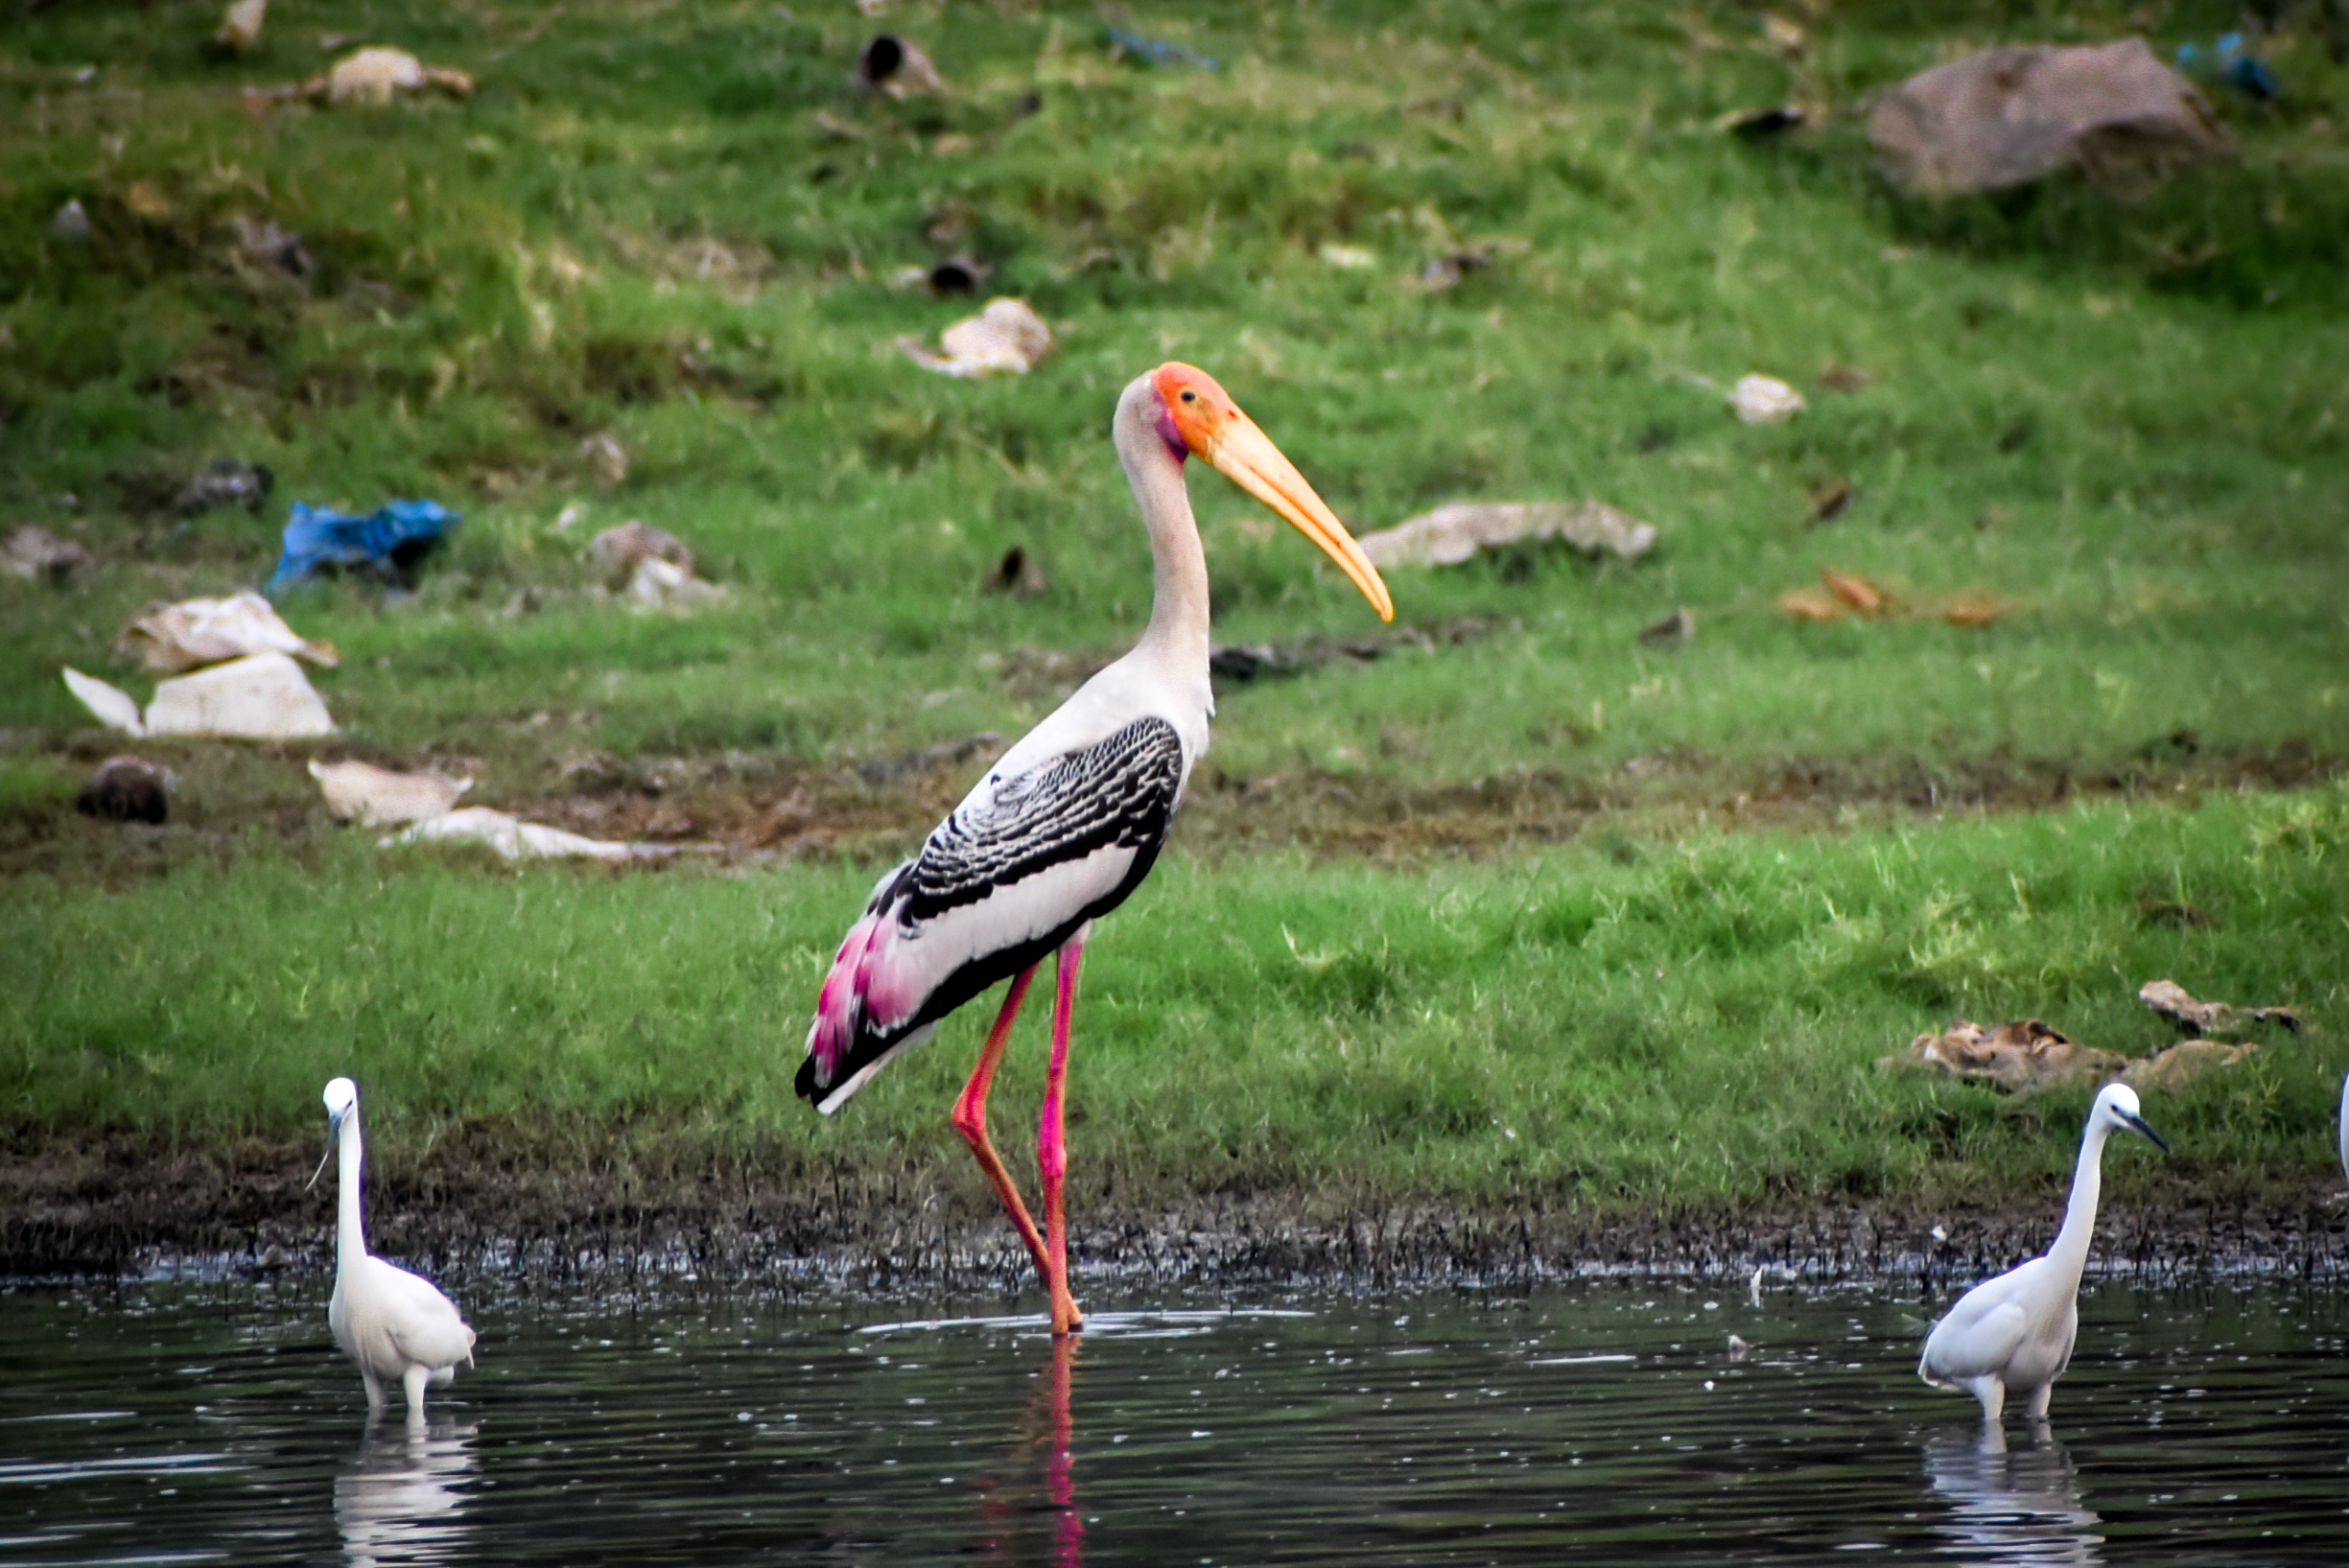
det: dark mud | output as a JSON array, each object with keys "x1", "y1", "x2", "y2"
[
  {"x1": 5, "y1": 726, "x2": 2339, "y2": 883},
  {"x1": 9, "y1": 1133, "x2": 2344, "y2": 1292}
]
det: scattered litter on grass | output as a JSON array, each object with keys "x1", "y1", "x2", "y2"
[
  {"x1": 308, "y1": 759, "x2": 471, "y2": 827},
  {"x1": 383, "y1": 807, "x2": 679, "y2": 861},
  {"x1": 810, "y1": 109, "x2": 863, "y2": 140},
  {"x1": 896, "y1": 297, "x2": 1054, "y2": 378},
  {"x1": 4, "y1": 526, "x2": 90, "y2": 585},
  {"x1": 1867, "y1": 39, "x2": 2230, "y2": 199},
  {"x1": 856, "y1": 34, "x2": 944, "y2": 97},
  {"x1": 172, "y1": 459, "x2": 274, "y2": 519},
  {"x1": 1779, "y1": 570, "x2": 2012, "y2": 627},
  {"x1": 51, "y1": 199, "x2": 90, "y2": 243},
  {"x1": 579, "y1": 433, "x2": 628, "y2": 490},
  {"x1": 1414, "y1": 249, "x2": 1492, "y2": 292},
  {"x1": 588, "y1": 521, "x2": 693, "y2": 585},
  {"x1": 982, "y1": 546, "x2": 1046, "y2": 598},
  {"x1": 119, "y1": 593, "x2": 338, "y2": 675},
  {"x1": 75, "y1": 756, "x2": 170, "y2": 825},
  {"x1": 1817, "y1": 363, "x2": 1873, "y2": 392},
  {"x1": 62, "y1": 653, "x2": 335, "y2": 740},
  {"x1": 266, "y1": 499, "x2": 456, "y2": 595},
  {"x1": 1107, "y1": 28, "x2": 1219, "y2": 71},
  {"x1": 1810, "y1": 479, "x2": 1852, "y2": 523},
  {"x1": 1717, "y1": 105, "x2": 1806, "y2": 140},
  {"x1": 1884, "y1": 1018, "x2": 2125, "y2": 1092},
  {"x1": 230, "y1": 218, "x2": 313, "y2": 281},
  {"x1": 1318, "y1": 244, "x2": 1375, "y2": 269},
  {"x1": 246, "y1": 47, "x2": 473, "y2": 111},
  {"x1": 2177, "y1": 34, "x2": 2279, "y2": 103},
  {"x1": 2139, "y1": 978, "x2": 2303, "y2": 1037},
  {"x1": 1884, "y1": 1013, "x2": 2267, "y2": 1094},
  {"x1": 1638, "y1": 607, "x2": 1695, "y2": 647},
  {"x1": 214, "y1": 0, "x2": 266, "y2": 55},
  {"x1": 1730, "y1": 374, "x2": 1805, "y2": 425},
  {"x1": 1355, "y1": 501, "x2": 1656, "y2": 569},
  {"x1": 627, "y1": 557, "x2": 727, "y2": 611}
]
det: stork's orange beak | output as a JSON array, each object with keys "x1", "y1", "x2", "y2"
[{"x1": 1156, "y1": 363, "x2": 1395, "y2": 622}]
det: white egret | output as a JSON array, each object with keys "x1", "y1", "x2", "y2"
[
  {"x1": 313, "y1": 1076, "x2": 477, "y2": 1424},
  {"x1": 1918, "y1": 1081, "x2": 2167, "y2": 1423}
]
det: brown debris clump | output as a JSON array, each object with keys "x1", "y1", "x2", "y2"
[{"x1": 2138, "y1": 978, "x2": 2303, "y2": 1037}]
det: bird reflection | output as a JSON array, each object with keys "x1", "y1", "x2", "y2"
[
  {"x1": 335, "y1": 1420, "x2": 477, "y2": 1567},
  {"x1": 972, "y1": 1335, "x2": 1083, "y2": 1565},
  {"x1": 1923, "y1": 1423, "x2": 2103, "y2": 1567}
]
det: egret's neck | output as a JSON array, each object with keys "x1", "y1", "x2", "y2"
[
  {"x1": 1120, "y1": 428, "x2": 1211, "y2": 678},
  {"x1": 336, "y1": 1110, "x2": 366, "y2": 1266},
  {"x1": 2047, "y1": 1120, "x2": 2111, "y2": 1277}
]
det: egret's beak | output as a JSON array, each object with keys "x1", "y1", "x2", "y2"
[
  {"x1": 306, "y1": 1112, "x2": 341, "y2": 1192},
  {"x1": 1200, "y1": 412, "x2": 1394, "y2": 623},
  {"x1": 2120, "y1": 1109, "x2": 2171, "y2": 1154}
]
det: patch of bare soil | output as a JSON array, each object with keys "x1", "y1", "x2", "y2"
[
  {"x1": 5, "y1": 718, "x2": 2337, "y2": 883},
  {"x1": 6, "y1": 1133, "x2": 2343, "y2": 1290}
]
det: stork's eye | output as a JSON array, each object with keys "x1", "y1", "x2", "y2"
[{"x1": 1180, "y1": 389, "x2": 1197, "y2": 403}]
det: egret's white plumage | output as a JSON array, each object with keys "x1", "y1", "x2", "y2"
[
  {"x1": 317, "y1": 1077, "x2": 476, "y2": 1424},
  {"x1": 1918, "y1": 1082, "x2": 2167, "y2": 1422}
]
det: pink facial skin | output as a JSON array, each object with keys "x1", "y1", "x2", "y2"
[{"x1": 1154, "y1": 391, "x2": 1189, "y2": 462}]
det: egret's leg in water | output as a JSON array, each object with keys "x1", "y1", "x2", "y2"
[
  {"x1": 402, "y1": 1364, "x2": 432, "y2": 1426},
  {"x1": 361, "y1": 1367, "x2": 386, "y2": 1414},
  {"x1": 1963, "y1": 1374, "x2": 2005, "y2": 1423},
  {"x1": 2025, "y1": 1381, "x2": 2054, "y2": 1420}
]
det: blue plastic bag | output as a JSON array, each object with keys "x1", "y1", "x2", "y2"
[{"x1": 265, "y1": 500, "x2": 458, "y2": 596}]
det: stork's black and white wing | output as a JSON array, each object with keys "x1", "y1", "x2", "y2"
[{"x1": 797, "y1": 716, "x2": 1186, "y2": 1112}]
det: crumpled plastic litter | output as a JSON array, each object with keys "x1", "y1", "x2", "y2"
[
  {"x1": 1107, "y1": 27, "x2": 1219, "y2": 71},
  {"x1": 214, "y1": 0, "x2": 266, "y2": 54},
  {"x1": 230, "y1": 218, "x2": 313, "y2": 282},
  {"x1": 588, "y1": 521, "x2": 693, "y2": 586},
  {"x1": 2138, "y1": 978, "x2": 2303, "y2": 1037},
  {"x1": 119, "y1": 592, "x2": 339, "y2": 675},
  {"x1": 1354, "y1": 501, "x2": 1657, "y2": 569},
  {"x1": 1730, "y1": 374, "x2": 1805, "y2": 424},
  {"x1": 4, "y1": 525, "x2": 89, "y2": 584},
  {"x1": 266, "y1": 499, "x2": 457, "y2": 595},
  {"x1": 626, "y1": 556, "x2": 726, "y2": 610},
  {"x1": 62, "y1": 652, "x2": 335, "y2": 740},
  {"x1": 51, "y1": 200, "x2": 90, "y2": 243},
  {"x1": 384, "y1": 807, "x2": 678, "y2": 862},
  {"x1": 308, "y1": 760, "x2": 472, "y2": 827},
  {"x1": 1867, "y1": 38, "x2": 2230, "y2": 199},
  {"x1": 897, "y1": 297, "x2": 1054, "y2": 378},
  {"x1": 247, "y1": 46, "x2": 475, "y2": 111}
]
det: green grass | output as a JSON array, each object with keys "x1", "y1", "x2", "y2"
[
  {"x1": 5, "y1": 2, "x2": 2348, "y2": 1218},
  {"x1": 7, "y1": 786, "x2": 2344, "y2": 1208},
  {"x1": 2, "y1": 0, "x2": 2345, "y2": 795}
]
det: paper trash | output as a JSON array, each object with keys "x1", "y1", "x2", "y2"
[
  {"x1": 1355, "y1": 500, "x2": 1656, "y2": 569},
  {"x1": 384, "y1": 807, "x2": 677, "y2": 862},
  {"x1": 308, "y1": 760, "x2": 472, "y2": 827},
  {"x1": 121, "y1": 593, "x2": 340, "y2": 675},
  {"x1": 61, "y1": 653, "x2": 335, "y2": 740}
]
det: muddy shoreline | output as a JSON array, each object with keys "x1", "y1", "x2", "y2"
[{"x1": 10, "y1": 1138, "x2": 2344, "y2": 1292}]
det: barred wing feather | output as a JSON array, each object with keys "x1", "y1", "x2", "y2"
[{"x1": 798, "y1": 717, "x2": 1186, "y2": 1112}]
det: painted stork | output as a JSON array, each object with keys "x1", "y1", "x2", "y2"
[{"x1": 796, "y1": 363, "x2": 1394, "y2": 1332}]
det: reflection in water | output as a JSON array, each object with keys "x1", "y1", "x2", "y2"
[
  {"x1": 334, "y1": 1421, "x2": 477, "y2": 1567},
  {"x1": 1924, "y1": 1424, "x2": 2103, "y2": 1567},
  {"x1": 971, "y1": 1336, "x2": 1083, "y2": 1566}
]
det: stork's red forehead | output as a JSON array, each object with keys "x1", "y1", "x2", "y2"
[{"x1": 1153, "y1": 362, "x2": 1239, "y2": 416}]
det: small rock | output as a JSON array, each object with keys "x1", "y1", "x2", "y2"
[
  {"x1": 51, "y1": 199, "x2": 91, "y2": 243},
  {"x1": 982, "y1": 545, "x2": 1046, "y2": 598},
  {"x1": 1730, "y1": 374, "x2": 1805, "y2": 424},
  {"x1": 171, "y1": 458, "x2": 274, "y2": 519},
  {"x1": 857, "y1": 34, "x2": 945, "y2": 97},
  {"x1": 3, "y1": 525, "x2": 91, "y2": 585},
  {"x1": 231, "y1": 216, "x2": 314, "y2": 281},
  {"x1": 1637, "y1": 607, "x2": 1694, "y2": 646},
  {"x1": 580, "y1": 433, "x2": 629, "y2": 490},
  {"x1": 76, "y1": 756, "x2": 170, "y2": 824},
  {"x1": 214, "y1": 0, "x2": 267, "y2": 55},
  {"x1": 588, "y1": 520, "x2": 693, "y2": 586}
]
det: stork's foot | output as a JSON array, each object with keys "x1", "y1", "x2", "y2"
[{"x1": 1050, "y1": 1284, "x2": 1085, "y2": 1335}]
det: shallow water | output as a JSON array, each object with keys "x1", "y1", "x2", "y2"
[{"x1": 1, "y1": 1275, "x2": 2344, "y2": 1564}]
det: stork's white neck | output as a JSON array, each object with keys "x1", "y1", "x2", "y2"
[
  {"x1": 1114, "y1": 379, "x2": 1212, "y2": 691},
  {"x1": 336, "y1": 1108, "x2": 367, "y2": 1268},
  {"x1": 2046, "y1": 1116, "x2": 2112, "y2": 1280}
]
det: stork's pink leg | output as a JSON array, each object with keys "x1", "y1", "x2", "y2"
[
  {"x1": 1040, "y1": 931, "x2": 1088, "y2": 1334},
  {"x1": 951, "y1": 965, "x2": 1051, "y2": 1291}
]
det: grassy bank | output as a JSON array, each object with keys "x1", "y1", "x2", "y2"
[{"x1": 8, "y1": 787, "x2": 2343, "y2": 1224}]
